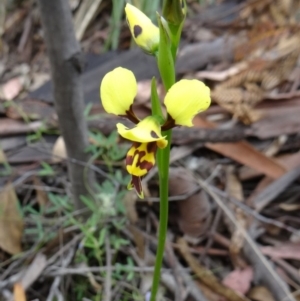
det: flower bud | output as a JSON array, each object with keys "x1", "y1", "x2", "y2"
[
  {"x1": 162, "y1": 0, "x2": 186, "y2": 25},
  {"x1": 125, "y1": 3, "x2": 159, "y2": 54}
]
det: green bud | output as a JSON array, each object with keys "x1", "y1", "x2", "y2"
[{"x1": 162, "y1": 0, "x2": 186, "y2": 25}]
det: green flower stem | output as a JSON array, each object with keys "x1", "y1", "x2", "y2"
[
  {"x1": 150, "y1": 129, "x2": 171, "y2": 301},
  {"x1": 150, "y1": 4, "x2": 186, "y2": 299},
  {"x1": 150, "y1": 43, "x2": 177, "y2": 301}
]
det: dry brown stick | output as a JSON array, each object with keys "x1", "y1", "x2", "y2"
[
  {"x1": 273, "y1": 259, "x2": 300, "y2": 286},
  {"x1": 46, "y1": 247, "x2": 75, "y2": 301},
  {"x1": 165, "y1": 237, "x2": 184, "y2": 301},
  {"x1": 251, "y1": 167, "x2": 300, "y2": 212},
  {"x1": 198, "y1": 178, "x2": 296, "y2": 301},
  {"x1": 38, "y1": 0, "x2": 96, "y2": 213},
  {"x1": 200, "y1": 206, "x2": 222, "y2": 262},
  {"x1": 177, "y1": 237, "x2": 250, "y2": 301},
  {"x1": 104, "y1": 236, "x2": 112, "y2": 301}
]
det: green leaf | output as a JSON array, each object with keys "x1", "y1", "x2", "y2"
[
  {"x1": 84, "y1": 103, "x2": 93, "y2": 117},
  {"x1": 156, "y1": 13, "x2": 175, "y2": 91},
  {"x1": 150, "y1": 77, "x2": 164, "y2": 122},
  {"x1": 39, "y1": 162, "x2": 54, "y2": 176}
]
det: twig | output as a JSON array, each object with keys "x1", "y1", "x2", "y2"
[
  {"x1": 46, "y1": 233, "x2": 82, "y2": 267},
  {"x1": 165, "y1": 236, "x2": 184, "y2": 301},
  {"x1": 17, "y1": 14, "x2": 32, "y2": 53},
  {"x1": 211, "y1": 187, "x2": 300, "y2": 237},
  {"x1": 46, "y1": 247, "x2": 75, "y2": 301},
  {"x1": 143, "y1": 182, "x2": 300, "y2": 237},
  {"x1": 44, "y1": 266, "x2": 172, "y2": 276},
  {"x1": 200, "y1": 207, "x2": 222, "y2": 262},
  {"x1": 273, "y1": 258, "x2": 300, "y2": 286},
  {"x1": 251, "y1": 167, "x2": 300, "y2": 212},
  {"x1": 103, "y1": 237, "x2": 112, "y2": 301},
  {"x1": 197, "y1": 178, "x2": 296, "y2": 301}
]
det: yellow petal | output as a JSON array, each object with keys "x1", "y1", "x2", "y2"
[
  {"x1": 125, "y1": 3, "x2": 159, "y2": 54},
  {"x1": 117, "y1": 116, "x2": 168, "y2": 147},
  {"x1": 164, "y1": 79, "x2": 211, "y2": 127},
  {"x1": 100, "y1": 67, "x2": 137, "y2": 116}
]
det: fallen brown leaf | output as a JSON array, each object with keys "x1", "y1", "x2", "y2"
[
  {"x1": 177, "y1": 237, "x2": 250, "y2": 301},
  {"x1": 279, "y1": 203, "x2": 300, "y2": 211},
  {"x1": 13, "y1": 283, "x2": 26, "y2": 301},
  {"x1": 0, "y1": 183, "x2": 23, "y2": 255},
  {"x1": 0, "y1": 118, "x2": 42, "y2": 136},
  {"x1": 19, "y1": 253, "x2": 47, "y2": 290},
  {"x1": 193, "y1": 116, "x2": 286, "y2": 179},
  {"x1": 0, "y1": 77, "x2": 23, "y2": 100},
  {"x1": 169, "y1": 168, "x2": 211, "y2": 238},
  {"x1": 52, "y1": 136, "x2": 67, "y2": 162},
  {"x1": 222, "y1": 267, "x2": 254, "y2": 295},
  {"x1": 33, "y1": 177, "x2": 49, "y2": 208},
  {"x1": 239, "y1": 152, "x2": 300, "y2": 181},
  {"x1": 261, "y1": 243, "x2": 300, "y2": 260},
  {"x1": 248, "y1": 286, "x2": 275, "y2": 301}
]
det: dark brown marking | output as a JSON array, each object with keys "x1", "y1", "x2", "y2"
[
  {"x1": 132, "y1": 142, "x2": 141, "y2": 148},
  {"x1": 161, "y1": 114, "x2": 176, "y2": 131},
  {"x1": 133, "y1": 25, "x2": 142, "y2": 38},
  {"x1": 126, "y1": 155, "x2": 134, "y2": 166},
  {"x1": 139, "y1": 161, "x2": 153, "y2": 171},
  {"x1": 131, "y1": 176, "x2": 142, "y2": 195},
  {"x1": 150, "y1": 131, "x2": 159, "y2": 138},
  {"x1": 147, "y1": 142, "x2": 157, "y2": 153}
]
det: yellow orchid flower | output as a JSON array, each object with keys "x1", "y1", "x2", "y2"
[
  {"x1": 125, "y1": 3, "x2": 159, "y2": 54},
  {"x1": 99, "y1": 67, "x2": 210, "y2": 198},
  {"x1": 118, "y1": 117, "x2": 168, "y2": 199}
]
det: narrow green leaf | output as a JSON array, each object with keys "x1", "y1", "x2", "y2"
[
  {"x1": 156, "y1": 13, "x2": 175, "y2": 91},
  {"x1": 150, "y1": 77, "x2": 164, "y2": 122}
]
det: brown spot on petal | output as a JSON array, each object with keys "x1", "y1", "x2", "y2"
[
  {"x1": 133, "y1": 142, "x2": 141, "y2": 148},
  {"x1": 126, "y1": 155, "x2": 134, "y2": 166},
  {"x1": 147, "y1": 142, "x2": 157, "y2": 154},
  {"x1": 133, "y1": 25, "x2": 142, "y2": 38},
  {"x1": 139, "y1": 161, "x2": 154, "y2": 172},
  {"x1": 136, "y1": 150, "x2": 145, "y2": 161},
  {"x1": 150, "y1": 131, "x2": 159, "y2": 138}
]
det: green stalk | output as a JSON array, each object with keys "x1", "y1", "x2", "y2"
[
  {"x1": 150, "y1": 129, "x2": 171, "y2": 301},
  {"x1": 150, "y1": 20, "x2": 177, "y2": 301},
  {"x1": 149, "y1": 3, "x2": 187, "y2": 299}
]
